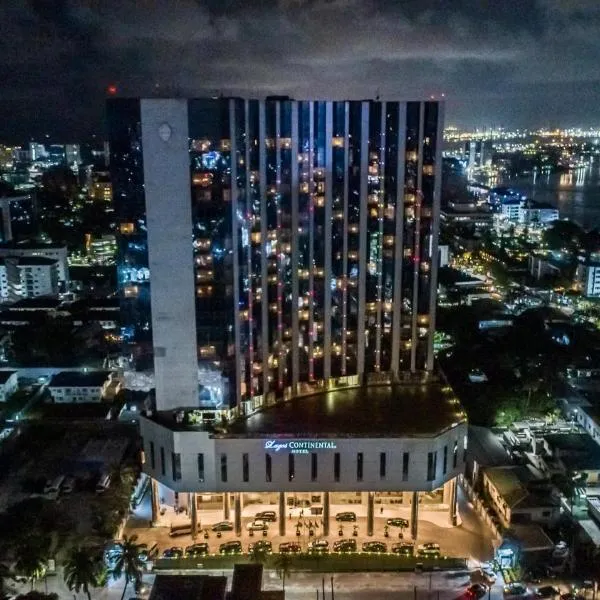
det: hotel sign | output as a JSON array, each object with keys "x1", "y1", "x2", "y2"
[{"x1": 264, "y1": 440, "x2": 337, "y2": 454}]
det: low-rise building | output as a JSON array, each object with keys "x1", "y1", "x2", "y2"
[
  {"x1": 542, "y1": 433, "x2": 600, "y2": 484},
  {"x1": 0, "y1": 256, "x2": 60, "y2": 302},
  {"x1": 576, "y1": 260, "x2": 600, "y2": 298},
  {"x1": 0, "y1": 242, "x2": 68, "y2": 284},
  {"x1": 48, "y1": 370, "x2": 114, "y2": 403},
  {"x1": 482, "y1": 465, "x2": 560, "y2": 529},
  {"x1": 0, "y1": 370, "x2": 18, "y2": 402}
]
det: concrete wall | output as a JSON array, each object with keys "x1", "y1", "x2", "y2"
[
  {"x1": 140, "y1": 99, "x2": 198, "y2": 412},
  {"x1": 140, "y1": 416, "x2": 467, "y2": 494}
]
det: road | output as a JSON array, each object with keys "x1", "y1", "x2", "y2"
[
  {"x1": 3, "y1": 569, "x2": 492, "y2": 599},
  {"x1": 13, "y1": 569, "x2": 578, "y2": 600}
]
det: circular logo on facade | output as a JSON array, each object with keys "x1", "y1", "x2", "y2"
[{"x1": 158, "y1": 123, "x2": 172, "y2": 141}]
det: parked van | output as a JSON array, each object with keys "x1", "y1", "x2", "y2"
[
  {"x1": 169, "y1": 523, "x2": 192, "y2": 537},
  {"x1": 62, "y1": 476, "x2": 76, "y2": 494},
  {"x1": 95, "y1": 473, "x2": 111, "y2": 494},
  {"x1": 44, "y1": 475, "x2": 65, "y2": 496}
]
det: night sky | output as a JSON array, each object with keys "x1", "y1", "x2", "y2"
[{"x1": 2, "y1": 0, "x2": 600, "y2": 141}]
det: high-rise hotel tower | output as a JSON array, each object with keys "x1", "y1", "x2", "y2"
[{"x1": 108, "y1": 98, "x2": 444, "y2": 413}]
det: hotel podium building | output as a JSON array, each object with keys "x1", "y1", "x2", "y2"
[{"x1": 108, "y1": 97, "x2": 467, "y2": 539}]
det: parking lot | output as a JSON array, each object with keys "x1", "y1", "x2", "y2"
[{"x1": 125, "y1": 485, "x2": 493, "y2": 563}]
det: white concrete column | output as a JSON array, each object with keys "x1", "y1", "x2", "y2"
[
  {"x1": 449, "y1": 478, "x2": 458, "y2": 526},
  {"x1": 443, "y1": 480, "x2": 452, "y2": 506},
  {"x1": 141, "y1": 99, "x2": 198, "y2": 411},
  {"x1": 190, "y1": 492, "x2": 198, "y2": 539},
  {"x1": 279, "y1": 492, "x2": 286, "y2": 537},
  {"x1": 410, "y1": 491, "x2": 419, "y2": 540},
  {"x1": 367, "y1": 491, "x2": 375, "y2": 536},
  {"x1": 234, "y1": 493, "x2": 243, "y2": 536},
  {"x1": 150, "y1": 478, "x2": 160, "y2": 526},
  {"x1": 323, "y1": 491, "x2": 330, "y2": 536},
  {"x1": 223, "y1": 493, "x2": 230, "y2": 521}
]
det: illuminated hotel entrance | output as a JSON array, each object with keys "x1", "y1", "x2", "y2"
[{"x1": 150, "y1": 480, "x2": 459, "y2": 542}]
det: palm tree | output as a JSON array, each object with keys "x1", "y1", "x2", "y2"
[
  {"x1": 110, "y1": 534, "x2": 146, "y2": 600},
  {"x1": 64, "y1": 546, "x2": 103, "y2": 600},
  {"x1": 274, "y1": 553, "x2": 293, "y2": 593},
  {"x1": 14, "y1": 544, "x2": 47, "y2": 591}
]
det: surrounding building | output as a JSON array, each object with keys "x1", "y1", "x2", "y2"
[
  {"x1": 0, "y1": 370, "x2": 18, "y2": 402},
  {"x1": 0, "y1": 256, "x2": 60, "y2": 302},
  {"x1": 482, "y1": 465, "x2": 560, "y2": 529},
  {"x1": 0, "y1": 242, "x2": 69, "y2": 284},
  {"x1": 48, "y1": 370, "x2": 114, "y2": 403},
  {"x1": 87, "y1": 234, "x2": 117, "y2": 265},
  {"x1": 576, "y1": 258, "x2": 600, "y2": 297}
]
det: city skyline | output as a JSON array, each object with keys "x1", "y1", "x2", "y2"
[{"x1": 2, "y1": 0, "x2": 600, "y2": 141}]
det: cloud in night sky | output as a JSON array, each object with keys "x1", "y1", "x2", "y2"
[{"x1": 1, "y1": 0, "x2": 600, "y2": 140}]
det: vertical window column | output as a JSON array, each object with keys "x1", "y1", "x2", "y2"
[
  {"x1": 402, "y1": 452, "x2": 409, "y2": 481},
  {"x1": 197, "y1": 453, "x2": 204, "y2": 482},
  {"x1": 243, "y1": 453, "x2": 249, "y2": 483},
  {"x1": 221, "y1": 454, "x2": 228, "y2": 482},
  {"x1": 334, "y1": 452, "x2": 341, "y2": 482}
]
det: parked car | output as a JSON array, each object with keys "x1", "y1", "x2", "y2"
[
  {"x1": 248, "y1": 540, "x2": 272, "y2": 554},
  {"x1": 386, "y1": 518, "x2": 409, "y2": 528},
  {"x1": 62, "y1": 476, "x2": 76, "y2": 494},
  {"x1": 307, "y1": 539, "x2": 329, "y2": 554},
  {"x1": 162, "y1": 547, "x2": 183, "y2": 559},
  {"x1": 333, "y1": 539, "x2": 357, "y2": 553},
  {"x1": 185, "y1": 543, "x2": 209, "y2": 557},
  {"x1": 211, "y1": 521, "x2": 234, "y2": 532},
  {"x1": 467, "y1": 583, "x2": 488, "y2": 598},
  {"x1": 247, "y1": 519, "x2": 268, "y2": 531},
  {"x1": 391, "y1": 542, "x2": 414, "y2": 556},
  {"x1": 362, "y1": 541, "x2": 387, "y2": 553},
  {"x1": 472, "y1": 566, "x2": 496, "y2": 584},
  {"x1": 139, "y1": 543, "x2": 158, "y2": 562},
  {"x1": 255, "y1": 511, "x2": 277, "y2": 522},
  {"x1": 219, "y1": 541, "x2": 242, "y2": 555},
  {"x1": 335, "y1": 512, "x2": 357, "y2": 522},
  {"x1": 535, "y1": 586, "x2": 559, "y2": 598},
  {"x1": 279, "y1": 542, "x2": 301, "y2": 554},
  {"x1": 503, "y1": 583, "x2": 531, "y2": 598},
  {"x1": 417, "y1": 542, "x2": 440, "y2": 557}
]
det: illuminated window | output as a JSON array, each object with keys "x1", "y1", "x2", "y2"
[
  {"x1": 422, "y1": 164, "x2": 434, "y2": 176},
  {"x1": 120, "y1": 223, "x2": 134, "y2": 235}
]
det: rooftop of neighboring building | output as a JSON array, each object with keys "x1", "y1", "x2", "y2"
[
  {"x1": 0, "y1": 370, "x2": 17, "y2": 384},
  {"x1": 0, "y1": 241, "x2": 66, "y2": 251},
  {"x1": 0, "y1": 256, "x2": 58, "y2": 266},
  {"x1": 150, "y1": 574, "x2": 227, "y2": 600},
  {"x1": 544, "y1": 432, "x2": 600, "y2": 471},
  {"x1": 49, "y1": 370, "x2": 112, "y2": 388},
  {"x1": 483, "y1": 464, "x2": 547, "y2": 508},
  {"x1": 8, "y1": 298, "x2": 62, "y2": 310},
  {"x1": 467, "y1": 426, "x2": 512, "y2": 468},
  {"x1": 438, "y1": 266, "x2": 487, "y2": 287},
  {"x1": 507, "y1": 523, "x2": 555, "y2": 552}
]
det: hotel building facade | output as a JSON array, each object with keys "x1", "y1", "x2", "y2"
[{"x1": 108, "y1": 97, "x2": 466, "y2": 540}]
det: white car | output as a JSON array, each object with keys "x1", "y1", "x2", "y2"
[
  {"x1": 480, "y1": 567, "x2": 497, "y2": 584},
  {"x1": 247, "y1": 519, "x2": 268, "y2": 531}
]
